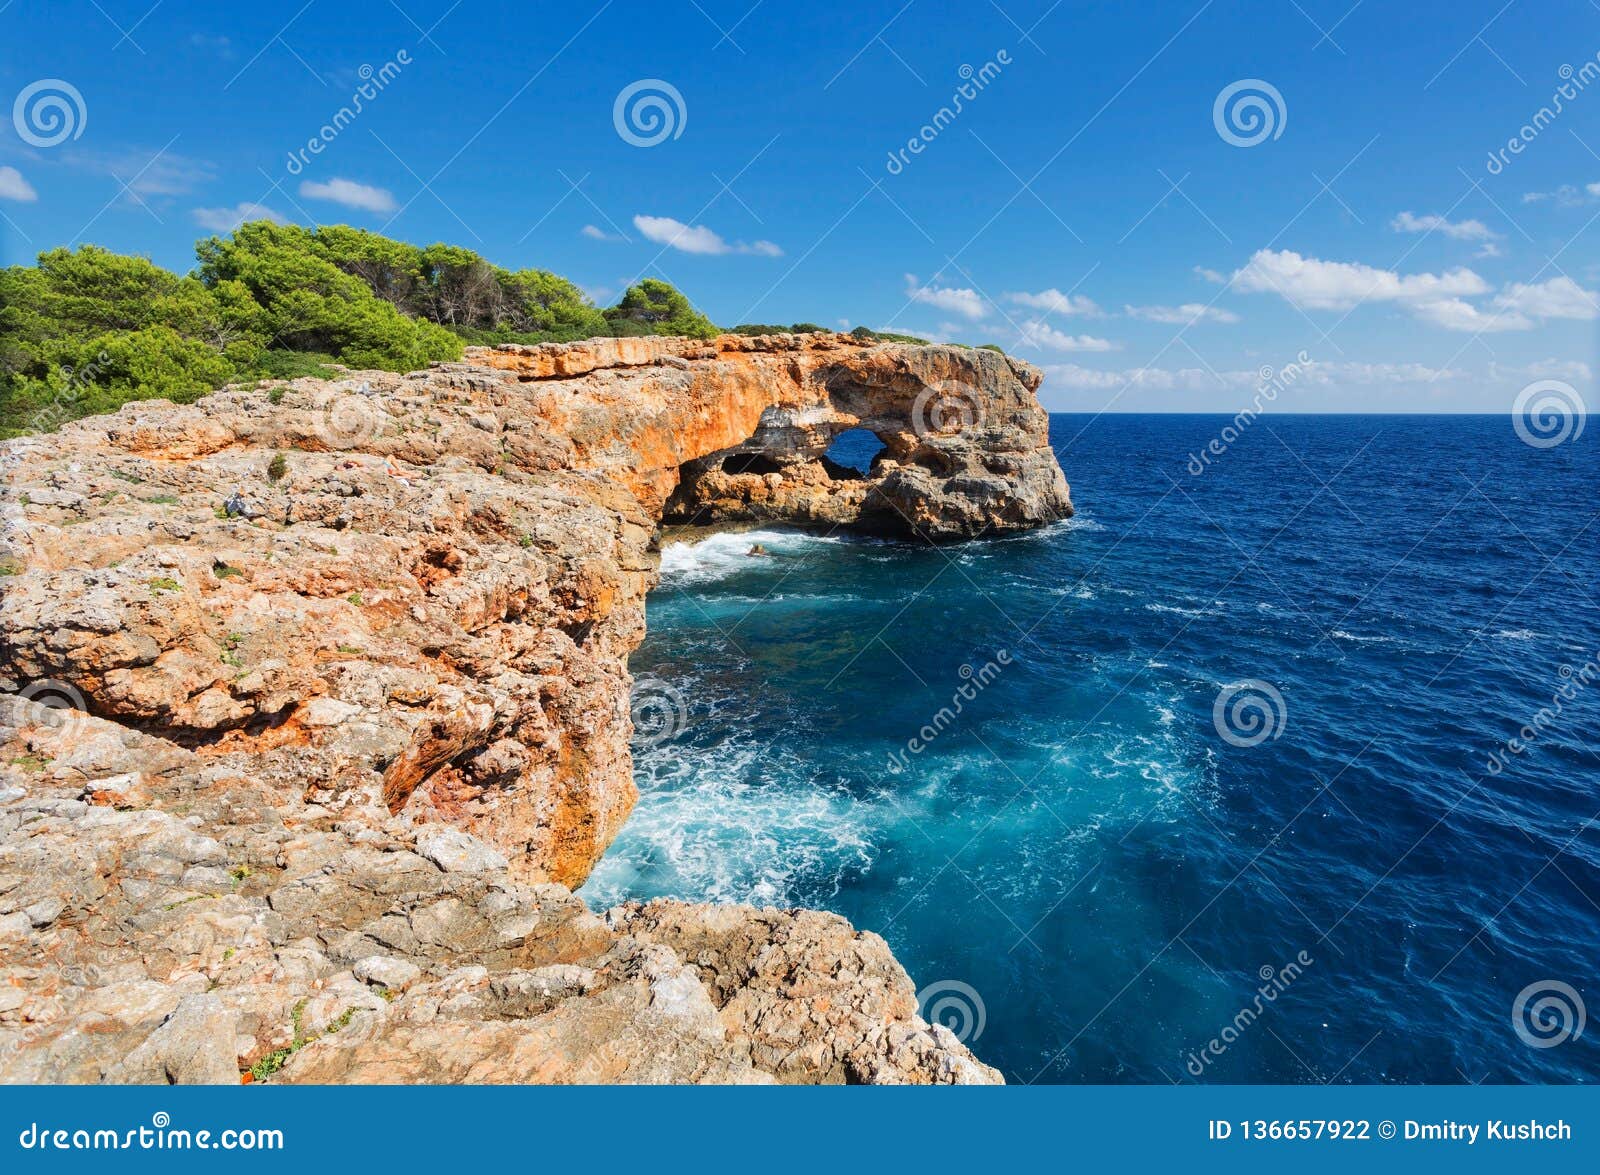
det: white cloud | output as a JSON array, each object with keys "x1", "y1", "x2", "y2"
[
  {"x1": 1408, "y1": 298, "x2": 1530, "y2": 332},
  {"x1": 633, "y1": 214, "x2": 781, "y2": 257},
  {"x1": 1017, "y1": 321, "x2": 1117, "y2": 352},
  {"x1": 1493, "y1": 275, "x2": 1599, "y2": 320},
  {"x1": 1194, "y1": 266, "x2": 1227, "y2": 284},
  {"x1": 1231, "y1": 248, "x2": 1489, "y2": 311},
  {"x1": 0, "y1": 166, "x2": 37, "y2": 202},
  {"x1": 1491, "y1": 358, "x2": 1593, "y2": 383},
  {"x1": 192, "y1": 202, "x2": 286, "y2": 232},
  {"x1": 1521, "y1": 183, "x2": 1599, "y2": 206},
  {"x1": 1402, "y1": 276, "x2": 1599, "y2": 332},
  {"x1": 1005, "y1": 288, "x2": 1102, "y2": 316},
  {"x1": 1125, "y1": 303, "x2": 1240, "y2": 325},
  {"x1": 1041, "y1": 359, "x2": 1464, "y2": 393},
  {"x1": 905, "y1": 274, "x2": 988, "y2": 320},
  {"x1": 1390, "y1": 211, "x2": 1498, "y2": 241},
  {"x1": 299, "y1": 178, "x2": 397, "y2": 213}
]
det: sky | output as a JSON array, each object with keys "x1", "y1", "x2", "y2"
[{"x1": 1, "y1": 0, "x2": 1597, "y2": 411}]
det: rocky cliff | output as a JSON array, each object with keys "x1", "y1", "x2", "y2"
[{"x1": 0, "y1": 332, "x2": 1068, "y2": 1084}]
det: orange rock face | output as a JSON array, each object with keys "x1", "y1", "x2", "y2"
[{"x1": 0, "y1": 333, "x2": 1068, "y2": 886}]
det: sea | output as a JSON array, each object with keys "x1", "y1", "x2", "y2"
[{"x1": 581, "y1": 414, "x2": 1600, "y2": 1084}]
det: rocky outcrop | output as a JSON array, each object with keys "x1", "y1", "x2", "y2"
[
  {"x1": 0, "y1": 332, "x2": 1066, "y2": 1083},
  {"x1": 0, "y1": 696, "x2": 998, "y2": 1084}
]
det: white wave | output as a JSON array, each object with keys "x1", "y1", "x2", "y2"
[
  {"x1": 1330, "y1": 629, "x2": 1398, "y2": 644},
  {"x1": 658, "y1": 528, "x2": 840, "y2": 585},
  {"x1": 579, "y1": 743, "x2": 879, "y2": 909},
  {"x1": 1494, "y1": 628, "x2": 1537, "y2": 641},
  {"x1": 1145, "y1": 602, "x2": 1214, "y2": 618}
]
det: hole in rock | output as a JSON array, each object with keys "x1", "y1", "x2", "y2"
[
  {"x1": 821, "y1": 428, "x2": 886, "y2": 479},
  {"x1": 720, "y1": 452, "x2": 785, "y2": 476}
]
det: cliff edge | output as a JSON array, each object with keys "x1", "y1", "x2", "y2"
[{"x1": 0, "y1": 332, "x2": 1068, "y2": 1083}]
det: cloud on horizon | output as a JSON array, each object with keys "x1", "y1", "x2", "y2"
[
  {"x1": 192, "y1": 202, "x2": 285, "y2": 232},
  {"x1": 634, "y1": 214, "x2": 781, "y2": 256},
  {"x1": 1017, "y1": 321, "x2": 1117, "y2": 352},
  {"x1": 299, "y1": 178, "x2": 397, "y2": 213},
  {"x1": 905, "y1": 274, "x2": 987, "y2": 319},
  {"x1": 1005, "y1": 288, "x2": 1102, "y2": 317},
  {"x1": 1125, "y1": 303, "x2": 1240, "y2": 325}
]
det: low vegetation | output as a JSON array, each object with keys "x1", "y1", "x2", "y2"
[
  {"x1": 1, "y1": 221, "x2": 991, "y2": 439},
  {"x1": 0, "y1": 223, "x2": 720, "y2": 437}
]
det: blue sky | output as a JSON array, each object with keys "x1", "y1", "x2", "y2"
[{"x1": 1, "y1": 0, "x2": 1596, "y2": 410}]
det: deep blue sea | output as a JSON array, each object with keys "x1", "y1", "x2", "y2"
[{"x1": 581, "y1": 414, "x2": 1600, "y2": 1084}]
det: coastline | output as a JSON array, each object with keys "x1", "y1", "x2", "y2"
[{"x1": 0, "y1": 332, "x2": 1068, "y2": 1083}]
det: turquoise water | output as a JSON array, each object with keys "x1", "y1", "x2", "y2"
[{"x1": 581, "y1": 415, "x2": 1600, "y2": 1084}]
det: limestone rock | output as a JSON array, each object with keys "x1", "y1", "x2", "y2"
[
  {"x1": 0, "y1": 332, "x2": 1057, "y2": 1084},
  {"x1": 0, "y1": 723, "x2": 998, "y2": 1084}
]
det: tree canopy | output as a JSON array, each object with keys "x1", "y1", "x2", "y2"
[{"x1": 1, "y1": 223, "x2": 722, "y2": 437}]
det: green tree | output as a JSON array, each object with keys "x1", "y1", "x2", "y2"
[
  {"x1": 195, "y1": 221, "x2": 462, "y2": 369},
  {"x1": 604, "y1": 279, "x2": 718, "y2": 338}
]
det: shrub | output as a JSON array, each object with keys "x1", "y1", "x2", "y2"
[{"x1": 604, "y1": 279, "x2": 719, "y2": 339}]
